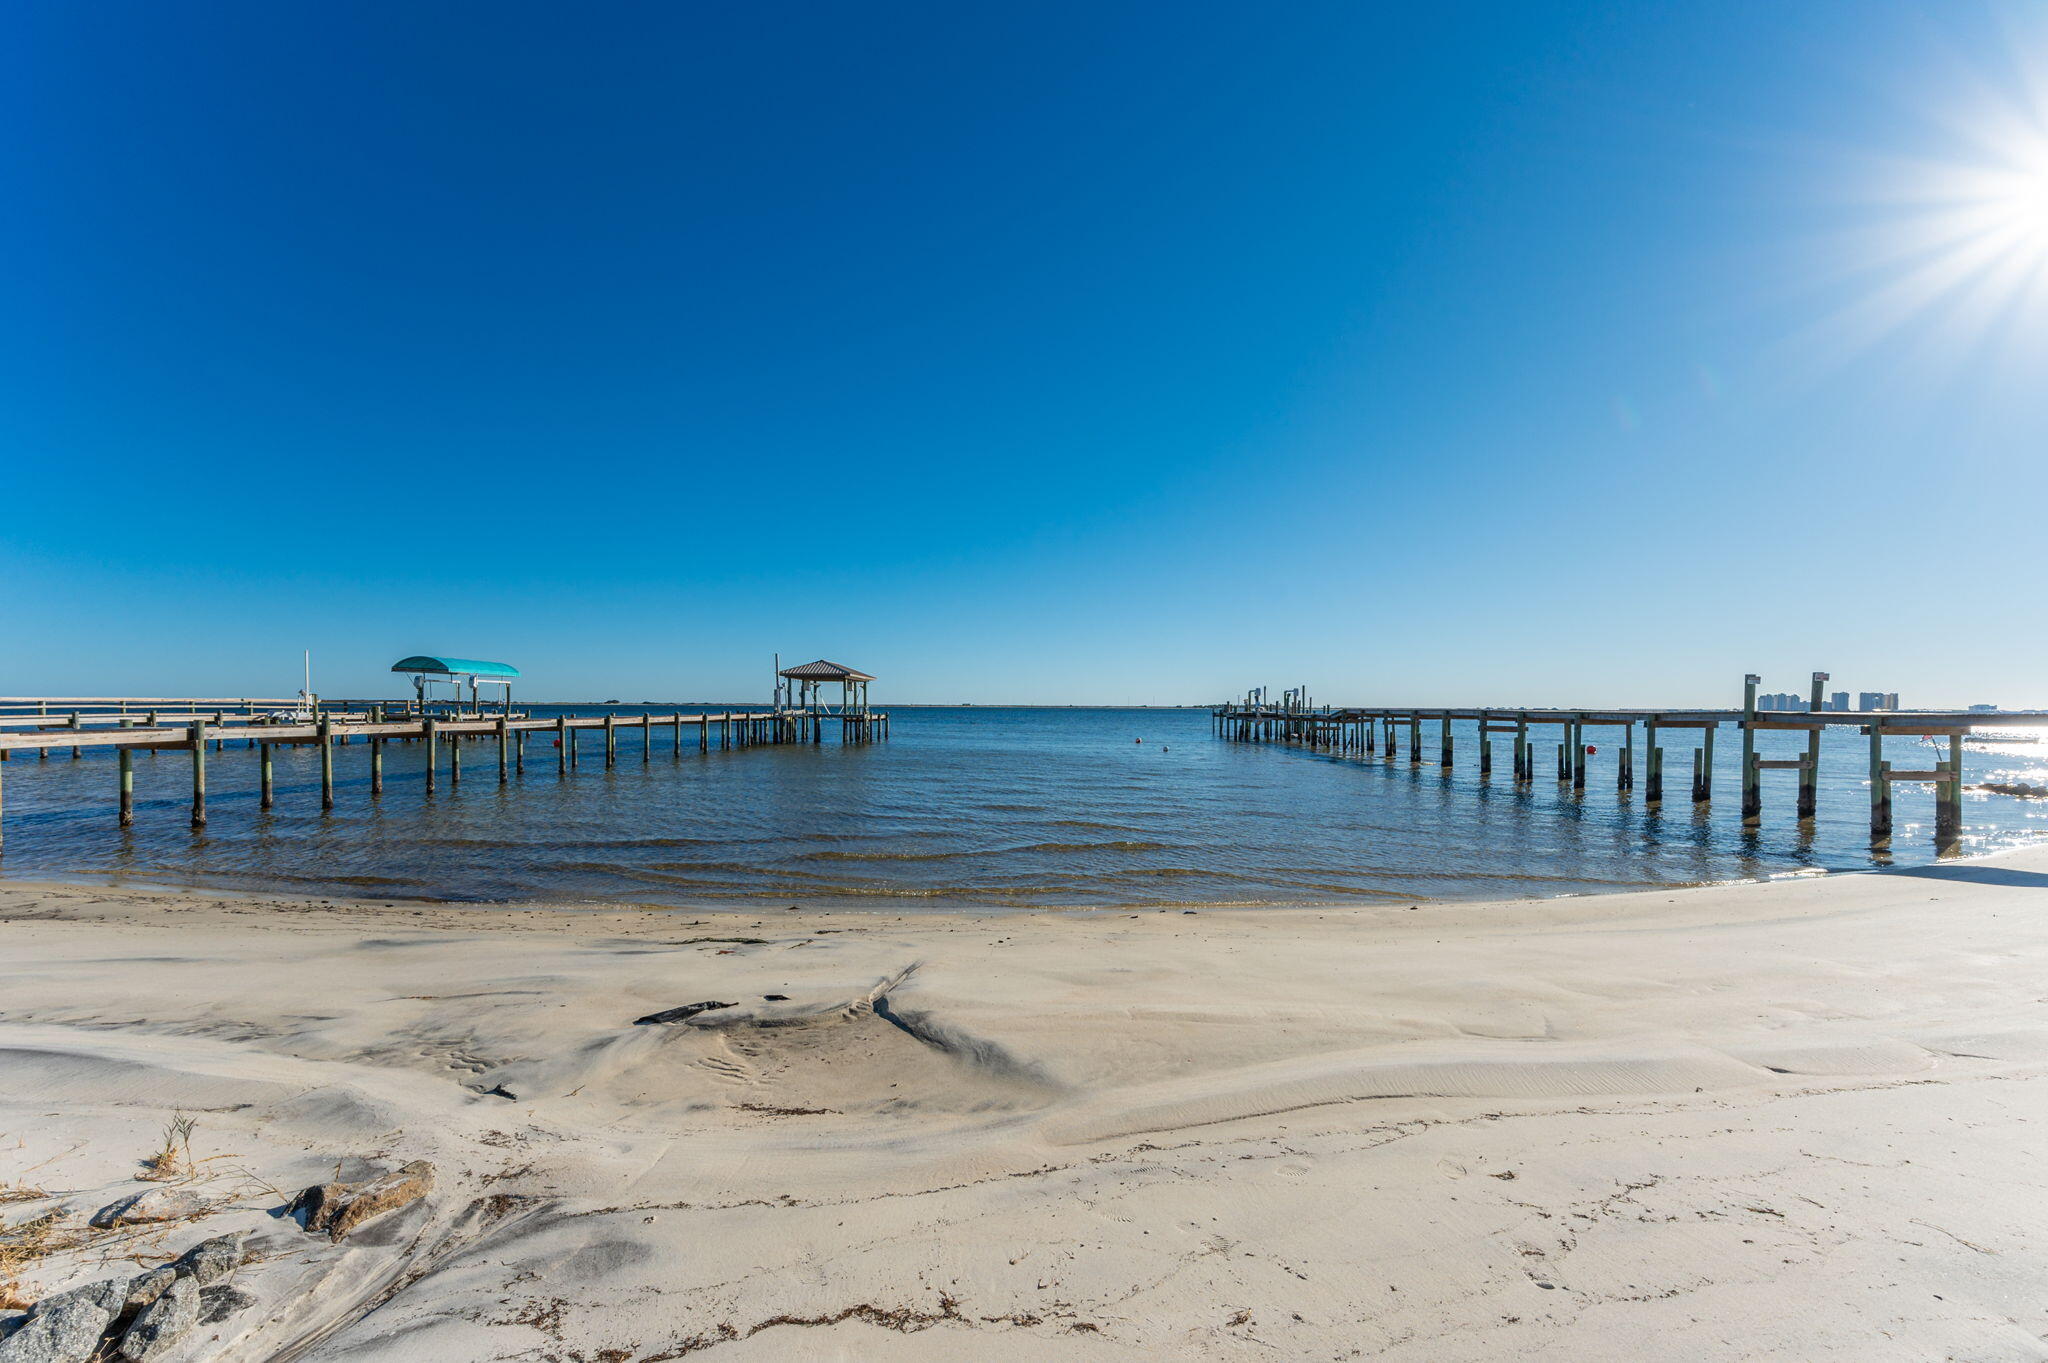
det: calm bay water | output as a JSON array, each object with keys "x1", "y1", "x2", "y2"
[{"x1": 4, "y1": 706, "x2": 2046, "y2": 909}]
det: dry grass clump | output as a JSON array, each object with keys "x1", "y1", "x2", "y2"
[
  {"x1": 0, "y1": 1211, "x2": 69, "y2": 1312},
  {"x1": 137, "y1": 1115, "x2": 197, "y2": 1182}
]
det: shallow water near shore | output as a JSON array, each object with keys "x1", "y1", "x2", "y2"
[{"x1": 4, "y1": 706, "x2": 2046, "y2": 908}]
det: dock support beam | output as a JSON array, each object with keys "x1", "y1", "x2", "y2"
[
  {"x1": 1439, "y1": 715, "x2": 1452, "y2": 768},
  {"x1": 498, "y1": 719, "x2": 510, "y2": 784},
  {"x1": 1696, "y1": 724, "x2": 1716, "y2": 803},
  {"x1": 424, "y1": 717, "x2": 439, "y2": 794},
  {"x1": 557, "y1": 715, "x2": 569, "y2": 775}
]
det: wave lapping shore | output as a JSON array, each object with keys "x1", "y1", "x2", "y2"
[{"x1": 3, "y1": 855, "x2": 2046, "y2": 1360}]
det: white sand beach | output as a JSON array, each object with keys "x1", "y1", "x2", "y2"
[{"x1": 4, "y1": 853, "x2": 2046, "y2": 1361}]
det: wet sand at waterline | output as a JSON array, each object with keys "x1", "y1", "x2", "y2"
[{"x1": 4, "y1": 853, "x2": 2046, "y2": 1360}]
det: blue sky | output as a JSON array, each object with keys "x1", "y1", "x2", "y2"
[{"x1": 4, "y1": 2, "x2": 2045, "y2": 705}]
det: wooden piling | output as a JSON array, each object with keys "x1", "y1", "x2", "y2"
[
  {"x1": 1872, "y1": 747, "x2": 1893, "y2": 840},
  {"x1": 642, "y1": 713, "x2": 652, "y2": 763},
  {"x1": 1937, "y1": 733, "x2": 1964, "y2": 841},
  {"x1": 1696, "y1": 724, "x2": 1716, "y2": 803},
  {"x1": 318, "y1": 718, "x2": 335, "y2": 809},
  {"x1": 1740, "y1": 675, "x2": 1761, "y2": 825},
  {"x1": 424, "y1": 717, "x2": 439, "y2": 794},
  {"x1": 557, "y1": 715, "x2": 570, "y2": 774},
  {"x1": 497, "y1": 718, "x2": 510, "y2": 784},
  {"x1": 189, "y1": 721, "x2": 208, "y2": 828},
  {"x1": 1645, "y1": 717, "x2": 1662, "y2": 803},
  {"x1": 370, "y1": 733, "x2": 384, "y2": 795},
  {"x1": 1798, "y1": 672, "x2": 1825, "y2": 820},
  {"x1": 260, "y1": 732, "x2": 275, "y2": 809},
  {"x1": 118, "y1": 718, "x2": 134, "y2": 826}
]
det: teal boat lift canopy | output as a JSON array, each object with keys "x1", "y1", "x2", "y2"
[
  {"x1": 391, "y1": 656, "x2": 520, "y2": 714},
  {"x1": 391, "y1": 656, "x2": 520, "y2": 680}
]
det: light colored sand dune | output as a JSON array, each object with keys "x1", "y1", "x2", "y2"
[{"x1": 2, "y1": 852, "x2": 2046, "y2": 1360}]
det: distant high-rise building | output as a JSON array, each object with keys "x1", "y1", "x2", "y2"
[
  {"x1": 1882, "y1": 692, "x2": 1899, "y2": 710},
  {"x1": 1829, "y1": 692, "x2": 1849, "y2": 711},
  {"x1": 1857, "y1": 692, "x2": 1882, "y2": 711}
]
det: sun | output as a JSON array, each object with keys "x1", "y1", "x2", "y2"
[
  {"x1": 1921, "y1": 140, "x2": 2048, "y2": 268},
  {"x1": 1983, "y1": 152, "x2": 2048, "y2": 255}
]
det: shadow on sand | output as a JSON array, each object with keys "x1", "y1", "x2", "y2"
[{"x1": 1891, "y1": 864, "x2": 2048, "y2": 890}]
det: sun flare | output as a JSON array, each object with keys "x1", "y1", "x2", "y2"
[{"x1": 1793, "y1": 27, "x2": 2048, "y2": 380}]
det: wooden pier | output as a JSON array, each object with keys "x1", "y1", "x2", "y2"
[
  {"x1": 1215, "y1": 674, "x2": 2048, "y2": 845},
  {"x1": 0, "y1": 703, "x2": 889, "y2": 849}
]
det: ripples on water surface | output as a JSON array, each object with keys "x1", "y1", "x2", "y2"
[{"x1": 5, "y1": 706, "x2": 2047, "y2": 909}]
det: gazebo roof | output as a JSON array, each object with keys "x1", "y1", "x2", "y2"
[{"x1": 779, "y1": 660, "x2": 874, "y2": 683}]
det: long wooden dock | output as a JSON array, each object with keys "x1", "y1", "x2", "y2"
[
  {"x1": 0, "y1": 704, "x2": 889, "y2": 848},
  {"x1": 1216, "y1": 674, "x2": 2048, "y2": 844}
]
